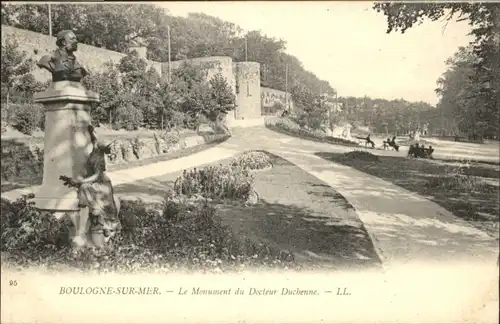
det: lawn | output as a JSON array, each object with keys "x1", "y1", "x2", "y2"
[
  {"x1": 116, "y1": 151, "x2": 382, "y2": 271},
  {"x1": 216, "y1": 152, "x2": 382, "y2": 270},
  {"x1": 316, "y1": 152, "x2": 500, "y2": 240}
]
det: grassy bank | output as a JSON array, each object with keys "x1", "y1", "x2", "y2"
[{"x1": 265, "y1": 117, "x2": 360, "y2": 147}]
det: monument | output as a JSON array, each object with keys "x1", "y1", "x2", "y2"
[{"x1": 34, "y1": 30, "x2": 100, "y2": 247}]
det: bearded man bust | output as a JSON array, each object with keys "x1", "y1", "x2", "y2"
[{"x1": 37, "y1": 30, "x2": 88, "y2": 82}]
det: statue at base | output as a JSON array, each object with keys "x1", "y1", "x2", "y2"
[
  {"x1": 37, "y1": 30, "x2": 88, "y2": 82},
  {"x1": 60, "y1": 125, "x2": 121, "y2": 248}
]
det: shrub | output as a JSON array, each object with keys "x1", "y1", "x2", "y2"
[
  {"x1": 130, "y1": 137, "x2": 146, "y2": 159},
  {"x1": 1, "y1": 195, "x2": 71, "y2": 253},
  {"x1": 113, "y1": 103, "x2": 143, "y2": 131},
  {"x1": 107, "y1": 140, "x2": 124, "y2": 163},
  {"x1": 425, "y1": 164, "x2": 492, "y2": 192},
  {"x1": 271, "y1": 101, "x2": 285, "y2": 113},
  {"x1": 168, "y1": 111, "x2": 187, "y2": 130},
  {"x1": 425, "y1": 174, "x2": 486, "y2": 192},
  {"x1": 159, "y1": 130, "x2": 180, "y2": 147},
  {"x1": 232, "y1": 151, "x2": 272, "y2": 171},
  {"x1": 1, "y1": 195, "x2": 296, "y2": 272},
  {"x1": 206, "y1": 73, "x2": 235, "y2": 122},
  {"x1": 397, "y1": 138, "x2": 436, "y2": 147},
  {"x1": 154, "y1": 130, "x2": 181, "y2": 154},
  {"x1": 115, "y1": 196, "x2": 295, "y2": 271},
  {"x1": 174, "y1": 164, "x2": 254, "y2": 202},
  {"x1": 10, "y1": 103, "x2": 44, "y2": 135},
  {"x1": 339, "y1": 150, "x2": 380, "y2": 162}
]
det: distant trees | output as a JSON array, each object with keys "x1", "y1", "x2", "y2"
[
  {"x1": 374, "y1": 2, "x2": 500, "y2": 139},
  {"x1": 337, "y1": 96, "x2": 435, "y2": 135},
  {"x1": 1, "y1": 37, "x2": 43, "y2": 106},
  {"x1": 9, "y1": 3, "x2": 495, "y2": 137}
]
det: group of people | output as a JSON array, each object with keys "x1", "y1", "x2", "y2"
[
  {"x1": 362, "y1": 134, "x2": 436, "y2": 158},
  {"x1": 382, "y1": 136, "x2": 399, "y2": 152},
  {"x1": 407, "y1": 143, "x2": 434, "y2": 159},
  {"x1": 363, "y1": 134, "x2": 400, "y2": 152}
]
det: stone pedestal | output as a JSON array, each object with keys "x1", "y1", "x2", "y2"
[{"x1": 33, "y1": 81, "x2": 99, "y2": 213}]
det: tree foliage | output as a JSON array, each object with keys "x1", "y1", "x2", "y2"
[
  {"x1": 291, "y1": 85, "x2": 329, "y2": 130},
  {"x1": 80, "y1": 52, "x2": 235, "y2": 131},
  {"x1": 1, "y1": 35, "x2": 48, "y2": 134},
  {"x1": 337, "y1": 96, "x2": 435, "y2": 135},
  {"x1": 1, "y1": 37, "x2": 36, "y2": 100}
]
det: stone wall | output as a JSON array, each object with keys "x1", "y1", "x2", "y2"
[
  {"x1": 261, "y1": 87, "x2": 294, "y2": 114},
  {"x1": 233, "y1": 62, "x2": 261, "y2": 120}
]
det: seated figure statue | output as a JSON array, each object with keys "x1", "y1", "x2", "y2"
[
  {"x1": 37, "y1": 30, "x2": 88, "y2": 82},
  {"x1": 60, "y1": 125, "x2": 121, "y2": 248}
]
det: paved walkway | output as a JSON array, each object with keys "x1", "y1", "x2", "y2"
[
  {"x1": 225, "y1": 127, "x2": 499, "y2": 267},
  {"x1": 2, "y1": 125, "x2": 498, "y2": 268}
]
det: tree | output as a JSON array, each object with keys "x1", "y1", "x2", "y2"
[
  {"x1": 1, "y1": 37, "x2": 34, "y2": 101},
  {"x1": 158, "y1": 77, "x2": 183, "y2": 130},
  {"x1": 0, "y1": 35, "x2": 50, "y2": 135},
  {"x1": 207, "y1": 73, "x2": 235, "y2": 122},
  {"x1": 292, "y1": 84, "x2": 328, "y2": 130},
  {"x1": 139, "y1": 67, "x2": 163, "y2": 129},
  {"x1": 82, "y1": 61, "x2": 123, "y2": 125}
]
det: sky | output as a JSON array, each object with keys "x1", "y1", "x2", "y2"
[{"x1": 158, "y1": 1, "x2": 473, "y2": 106}]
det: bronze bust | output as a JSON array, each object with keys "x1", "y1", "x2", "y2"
[{"x1": 37, "y1": 30, "x2": 88, "y2": 82}]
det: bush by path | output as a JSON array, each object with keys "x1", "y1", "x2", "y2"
[
  {"x1": 173, "y1": 165, "x2": 255, "y2": 202},
  {"x1": 265, "y1": 117, "x2": 360, "y2": 147},
  {"x1": 396, "y1": 138, "x2": 436, "y2": 147},
  {"x1": 338, "y1": 150, "x2": 380, "y2": 163},
  {"x1": 231, "y1": 151, "x2": 273, "y2": 171},
  {"x1": 173, "y1": 151, "x2": 272, "y2": 203}
]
